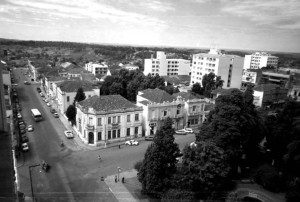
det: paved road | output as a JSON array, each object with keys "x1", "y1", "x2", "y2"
[{"x1": 14, "y1": 67, "x2": 196, "y2": 202}]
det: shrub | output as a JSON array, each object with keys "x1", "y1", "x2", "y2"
[{"x1": 134, "y1": 160, "x2": 143, "y2": 172}]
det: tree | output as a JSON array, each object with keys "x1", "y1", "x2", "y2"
[
  {"x1": 138, "y1": 118, "x2": 180, "y2": 197},
  {"x1": 109, "y1": 82, "x2": 123, "y2": 95},
  {"x1": 66, "y1": 104, "x2": 76, "y2": 124},
  {"x1": 191, "y1": 82, "x2": 203, "y2": 95},
  {"x1": 215, "y1": 76, "x2": 224, "y2": 89},
  {"x1": 202, "y1": 72, "x2": 217, "y2": 98},
  {"x1": 175, "y1": 141, "x2": 230, "y2": 199},
  {"x1": 74, "y1": 87, "x2": 86, "y2": 105}
]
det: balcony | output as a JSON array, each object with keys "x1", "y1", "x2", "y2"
[{"x1": 85, "y1": 124, "x2": 94, "y2": 130}]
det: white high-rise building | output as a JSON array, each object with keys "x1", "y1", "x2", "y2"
[
  {"x1": 190, "y1": 48, "x2": 244, "y2": 89},
  {"x1": 143, "y1": 51, "x2": 191, "y2": 76},
  {"x1": 243, "y1": 52, "x2": 278, "y2": 70}
]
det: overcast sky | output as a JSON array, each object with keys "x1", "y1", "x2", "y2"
[{"x1": 0, "y1": 0, "x2": 300, "y2": 52}]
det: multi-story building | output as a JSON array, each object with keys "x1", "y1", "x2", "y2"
[
  {"x1": 56, "y1": 80, "x2": 99, "y2": 114},
  {"x1": 243, "y1": 52, "x2": 279, "y2": 70},
  {"x1": 143, "y1": 51, "x2": 191, "y2": 76},
  {"x1": 260, "y1": 71, "x2": 290, "y2": 87},
  {"x1": 75, "y1": 95, "x2": 143, "y2": 146},
  {"x1": 241, "y1": 69, "x2": 262, "y2": 88},
  {"x1": 253, "y1": 84, "x2": 288, "y2": 108},
  {"x1": 191, "y1": 48, "x2": 244, "y2": 89},
  {"x1": 85, "y1": 62, "x2": 109, "y2": 76}
]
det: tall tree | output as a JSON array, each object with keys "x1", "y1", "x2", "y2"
[
  {"x1": 202, "y1": 72, "x2": 216, "y2": 98},
  {"x1": 191, "y1": 82, "x2": 203, "y2": 95},
  {"x1": 138, "y1": 118, "x2": 180, "y2": 197},
  {"x1": 66, "y1": 104, "x2": 76, "y2": 124},
  {"x1": 74, "y1": 87, "x2": 86, "y2": 105}
]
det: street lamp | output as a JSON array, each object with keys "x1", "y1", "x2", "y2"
[
  {"x1": 29, "y1": 164, "x2": 40, "y2": 202},
  {"x1": 117, "y1": 167, "x2": 122, "y2": 182}
]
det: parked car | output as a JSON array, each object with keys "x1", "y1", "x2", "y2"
[
  {"x1": 184, "y1": 128, "x2": 194, "y2": 134},
  {"x1": 21, "y1": 143, "x2": 29, "y2": 152},
  {"x1": 50, "y1": 108, "x2": 56, "y2": 113},
  {"x1": 40, "y1": 92, "x2": 45, "y2": 97},
  {"x1": 53, "y1": 113, "x2": 59, "y2": 118},
  {"x1": 44, "y1": 98, "x2": 49, "y2": 103},
  {"x1": 125, "y1": 140, "x2": 139, "y2": 146},
  {"x1": 145, "y1": 135, "x2": 154, "y2": 141},
  {"x1": 175, "y1": 129, "x2": 187, "y2": 135},
  {"x1": 36, "y1": 87, "x2": 41, "y2": 93},
  {"x1": 19, "y1": 128, "x2": 26, "y2": 134},
  {"x1": 24, "y1": 81, "x2": 30, "y2": 85},
  {"x1": 17, "y1": 113, "x2": 22, "y2": 119},
  {"x1": 19, "y1": 124, "x2": 26, "y2": 130},
  {"x1": 190, "y1": 142, "x2": 197, "y2": 148},
  {"x1": 21, "y1": 135, "x2": 29, "y2": 143},
  {"x1": 27, "y1": 125, "x2": 34, "y2": 132},
  {"x1": 46, "y1": 102, "x2": 51, "y2": 107},
  {"x1": 64, "y1": 130, "x2": 74, "y2": 139}
]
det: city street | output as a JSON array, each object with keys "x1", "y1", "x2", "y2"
[{"x1": 14, "y1": 67, "x2": 196, "y2": 202}]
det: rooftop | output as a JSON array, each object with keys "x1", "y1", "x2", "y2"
[
  {"x1": 78, "y1": 95, "x2": 140, "y2": 112},
  {"x1": 211, "y1": 88, "x2": 240, "y2": 95},
  {"x1": 58, "y1": 80, "x2": 96, "y2": 92},
  {"x1": 253, "y1": 84, "x2": 281, "y2": 92},
  {"x1": 173, "y1": 92, "x2": 204, "y2": 100},
  {"x1": 162, "y1": 75, "x2": 190, "y2": 85},
  {"x1": 139, "y1": 88, "x2": 175, "y2": 103}
]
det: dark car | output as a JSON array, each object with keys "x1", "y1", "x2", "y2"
[
  {"x1": 50, "y1": 108, "x2": 56, "y2": 113},
  {"x1": 145, "y1": 135, "x2": 154, "y2": 141},
  {"x1": 21, "y1": 135, "x2": 29, "y2": 143},
  {"x1": 19, "y1": 128, "x2": 26, "y2": 134}
]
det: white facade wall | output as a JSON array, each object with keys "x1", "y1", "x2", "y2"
[
  {"x1": 191, "y1": 49, "x2": 244, "y2": 89},
  {"x1": 243, "y1": 52, "x2": 279, "y2": 70},
  {"x1": 143, "y1": 51, "x2": 191, "y2": 76},
  {"x1": 85, "y1": 62, "x2": 108, "y2": 75},
  {"x1": 76, "y1": 106, "x2": 143, "y2": 146},
  {"x1": 253, "y1": 90, "x2": 264, "y2": 107}
]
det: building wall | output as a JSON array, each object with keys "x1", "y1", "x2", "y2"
[
  {"x1": 253, "y1": 91, "x2": 264, "y2": 107},
  {"x1": 243, "y1": 52, "x2": 279, "y2": 70},
  {"x1": 76, "y1": 106, "x2": 143, "y2": 146},
  {"x1": 85, "y1": 62, "x2": 108, "y2": 75},
  {"x1": 0, "y1": 63, "x2": 8, "y2": 131}
]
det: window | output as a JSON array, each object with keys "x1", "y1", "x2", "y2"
[
  {"x1": 135, "y1": 127, "x2": 138, "y2": 135},
  {"x1": 177, "y1": 109, "x2": 180, "y2": 114},
  {"x1": 98, "y1": 132, "x2": 102, "y2": 140},
  {"x1": 135, "y1": 114, "x2": 139, "y2": 121},
  {"x1": 108, "y1": 131, "x2": 111, "y2": 139},
  {"x1": 118, "y1": 116, "x2": 120, "y2": 123},
  {"x1": 113, "y1": 130, "x2": 116, "y2": 139},
  {"x1": 88, "y1": 117, "x2": 93, "y2": 125},
  {"x1": 108, "y1": 117, "x2": 111, "y2": 124},
  {"x1": 117, "y1": 129, "x2": 120, "y2": 138},
  {"x1": 193, "y1": 106, "x2": 196, "y2": 111},
  {"x1": 97, "y1": 118, "x2": 102, "y2": 126},
  {"x1": 113, "y1": 116, "x2": 116, "y2": 123},
  {"x1": 127, "y1": 128, "x2": 130, "y2": 137},
  {"x1": 163, "y1": 110, "x2": 167, "y2": 116},
  {"x1": 127, "y1": 115, "x2": 130, "y2": 122},
  {"x1": 67, "y1": 96, "x2": 70, "y2": 102}
]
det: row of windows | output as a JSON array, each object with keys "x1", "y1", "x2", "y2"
[
  {"x1": 152, "y1": 61, "x2": 159, "y2": 64},
  {"x1": 168, "y1": 61, "x2": 179, "y2": 64},
  {"x1": 152, "y1": 69, "x2": 159, "y2": 72},
  {"x1": 167, "y1": 69, "x2": 178, "y2": 71},
  {"x1": 95, "y1": 114, "x2": 139, "y2": 126},
  {"x1": 168, "y1": 65, "x2": 178, "y2": 68},
  {"x1": 167, "y1": 73, "x2": 178, "y2": 75},
  {"x1": 192, "y1": 76, "x2": 202, "y2": 80},
  {"x1": 193, "y1": 57, "x2": 216, "y2": 61},
  {"x1": 152, "y1": 65, "x2": 159, "y2": 68}
]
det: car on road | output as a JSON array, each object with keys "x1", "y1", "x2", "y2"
[
  {"x1": 21, "y1": 143, "x2": 29, "y2": 152},
  {"x1": 145, "y1": 135, "x2": 154, "y2": 141},
  {"x1": 50, "y1": 108, "x2": 56, "y2": 113},
  {"x1": 24, "y1": 81, "x2": 30, "y2": 85},
  {"x1": 53, "y1": 113, "x2": 59, "y2": 118},
  {"x1": 27, "y1": 125, "x2": 34, "y2": 132},
  {"x1": 46, "y1": 102, "x2": 51, "y2": 107},
  {"x1": 21, "y1": 135, "x2": 29, "y2": 143},
  {"x1": 125, "y1": 140, "x2": 139, "y2": 146},
  {"x1": 40, "y1": 92, "x2": 45, "y2": 97},
  {"x1": 17, "y1": 113, "x2": 22, "y2": 119},
  {"x1": 64, "y1": 130, "x2": 74, "y2": 139},
  {"x1": 36, "y1": 87, "x2": 41, "y2": 93},
  {"x1": 175, "y1": 129, "x2": 187, "y2": 135}
]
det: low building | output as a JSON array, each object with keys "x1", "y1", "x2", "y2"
[
  {"x1": 85, "y1": 62, "x2": 109, "y2": 76},
  {"x1": 211, "y1": 88, "x2": 240, "y2": 100},
  {"x1": 76, "y1": 95, "x2": 143, "y2": 146},
  {"x1": 56, "y1": 80, "x2": 99, "y2": 114},
  {"x1": 241, "y1": 69, "x2": 262, "y2": 89},
  {"x1": 253, "y1": 84, "x2": 288, "y2": 108},
  {"x1": 260, "y1": 71, "x2": 290, "y2": 87}
]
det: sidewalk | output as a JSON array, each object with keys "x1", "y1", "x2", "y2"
[{"x1": 105, "y1": 169, "x2": 140, "y2": 202}]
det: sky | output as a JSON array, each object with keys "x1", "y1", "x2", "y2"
[{"x1": 0, "y1": 0, "x2": 300, "y2": 53}]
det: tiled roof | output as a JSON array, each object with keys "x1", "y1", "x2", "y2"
[
  {"x1": 78, "y1": 95, "x2": 140, "y2": 111},
  {"x1": 162, "y1": 75, "x2": 190, "y2": 85},
  {"x1": 67, "y1": 68, "x2": 90, "y2": 74},
  {"x1": 211, "y1": 88, "x2": 239, "y2": 95},
  {"x1": 139, "y1": 100, "x2": 151, "y2": 106},
  {"x1": 47, "y1": 76, "x2": 66, "y2": 82},
  {"x1": 173, "y1": 92, "x2": 204, "y2": 100},
  {"x1": 253, "y1": 84, "x2": 280, "y2": 92},
  {"x1": 139, "y1": 88, "x2": 175, "y2": 103},
  {"x1": 60, "y1": 62, "x2": 73, "y2": 68},
  {"x1": 81, "y1": 73, "x2": 96, "y2": 81},
  {"x1": 58, "y1": 80, "x2": 96, "y2": 92}
]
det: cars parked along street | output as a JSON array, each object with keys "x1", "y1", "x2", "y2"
[
  {"x1": 21, "y1": 143, "x2": 29, "y2": 152},
  {"x1": 125, "y1": 140, "x2": 139, "y2": 146},
  {"x1": 145, "y1": 135, "x2": 154, "y2": 141},
  {"x1": 64, "y1": 130, "x2": 74, "y2": 139},
  {"x1": 27, "y1": 125, "x2": 34, "y2": 132}
]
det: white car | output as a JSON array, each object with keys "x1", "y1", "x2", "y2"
[
  {"x1": 44, "y1": 98, "x2": 49, "y2": 103},
  {"x1": 27, "y1": 125, "x2": 34, "y2": 132},
  {"x1": 190, "y1": 142, "x2": 197, "y2": 148},
  {"x1": 64, "y1": 130, "x2": 74, "y2": 139},
  {"x1": 184, "y1": 128, "x2": 194, "y2": 134},
  {"x1": 46, "y1": 102, "x2": 51, "y2": 107},
  {"x1": 17, "y1": 113, "x2": 22, "y2": 119},
  {"x1": 175, "y1": 129, "x2": 187, "y2": 135},
  {"x1": 22, "y1": 143, "x2": 29, "y2": 151},
  {"x1": 125, "y1": 140, "x2": 139, "y2": 146}
]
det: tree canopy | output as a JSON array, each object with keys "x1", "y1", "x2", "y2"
[{"x1": 74, "y1": 87, "x2": 86, "y2": 105}]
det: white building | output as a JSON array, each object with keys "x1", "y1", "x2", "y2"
[
  {"x1": 85, "y1": 62, "x2": 109, "y2": 76},
  {"x1": 243, "y1": 52, "x2": 279, "y2": 70},
  {"x1": 144, "y1": 51, "x2": 191, "y2": 76},
  {"x1": 76, "y1": 95, "x2": 143, "y2": 146},
  {"x1": 56, "y1": 80, "x2": 99, "y2": 114},
  {"x1": 191, "y1": 48, "x2": 244, "y2": 89}
]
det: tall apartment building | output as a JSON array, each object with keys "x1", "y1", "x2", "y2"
[
  {"x1": 243, "y1": 52, "x2": 279, "y2": 70},
  {"x1": 85, "y1": 62, "x2": 109, "y2": 76},
  {"x1": 190, "y1": 48, "x2": 244, "y2": 89},
  {"x1": 144, "y1": 51, "x2": 191, "y2": 76}
]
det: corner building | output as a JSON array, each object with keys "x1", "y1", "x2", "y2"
[
  {"x1": 191, "y1": 48, "x2": 244, "y2": 89},
  {"x1": 76, "y1": 95, "x2": 143, "y2": 146}
]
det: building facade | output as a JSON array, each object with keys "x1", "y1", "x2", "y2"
[
  {"x1": 144, "y1": 51, "x2": 191, "y2": 76},
  {"x1": 243, "y1": 52, "x2": 279, "y2": 70},
  {"x1": 76, "y1": 95, "x2": 143, "y2": 146},
  {"x1": 85, "y1": 62, "x2": 109, "y2": 76}
]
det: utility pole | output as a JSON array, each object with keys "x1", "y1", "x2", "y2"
[{"x1": 29, "y1": 164, "x2": 40, "y2": 202}]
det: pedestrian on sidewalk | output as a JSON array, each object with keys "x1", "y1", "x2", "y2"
[
  {"x1": 122, "y1": 177, "x2": 125, "y2": 183},
  {"x1": 115, "y1": 175, "x2": 117, "y2": 183}
]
